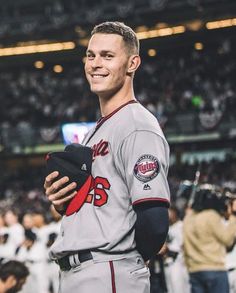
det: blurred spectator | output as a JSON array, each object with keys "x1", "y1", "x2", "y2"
[
  {"x1": 0, "y1": 260, "x2": 29, "y2": 293},
  {"x1": 0, "y1": 231, "x2": 15, "y2": 263},
  {"x1": 32, "y1": 211, "x2": 52, "y2": 246},
  {"x1": 47, "y1": 205, "x2": 61, "y2": 235},
  {"x1": 226, "y1": 233, "x2": 236, "y2": 293},
  {"x1": 164, "y1": 206, "x2": 190, "y2": 293},
  {"x1": 183, "y1": 185, "x2": 236, "y2": 293},
  {"x1": 45, "y1": 232, "x2": 60, "y2": 293},
  {"x1": 3, "y1": 210, "x2": 24, "y2": 250},
  {"x1": 15, "y1": 229, "x2": 48, "y2": 293},
  {"x1": 22, "y1": 213, "x2": 35, "y2": 231}
]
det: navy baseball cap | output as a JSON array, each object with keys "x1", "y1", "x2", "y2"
[{"x1": 46, "y1": 143, "x2": 93, "y2": 216}]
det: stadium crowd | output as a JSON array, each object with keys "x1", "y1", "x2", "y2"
[{"x1": 0, "y1": 38, "x2": 235, "y2": 132}]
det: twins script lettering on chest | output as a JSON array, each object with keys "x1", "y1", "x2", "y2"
[{"x1": 92, "y1": 139, "x2": 109, "y2": 161}]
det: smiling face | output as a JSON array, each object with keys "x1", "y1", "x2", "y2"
[{"x1": 84, "y1": 33, "x2": 131, "y2": 99}]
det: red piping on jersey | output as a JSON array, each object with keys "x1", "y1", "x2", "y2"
[
  {"x1": 86, "y1": 100, "x2": 138, "y2": 145},
  {"x1": 109, "y1": 261, "x2": 117, "y2": 293},
  {"x1": 97, "y1": 99, "x2": 137, "y2": 129},
  {"x1": 133, "y1": 198, "x2": 170, "y2": 206}
]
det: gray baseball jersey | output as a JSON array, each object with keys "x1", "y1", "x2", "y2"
[{"x1": 50, "y1": 100, "x2": 170, "y2": 261}]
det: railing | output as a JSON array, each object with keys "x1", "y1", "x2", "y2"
[{"x1": 1, "y1": 111, "x2": 236, "y2": 154}]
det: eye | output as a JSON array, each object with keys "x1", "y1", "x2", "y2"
[
  {"x1": 104, "y1": 54, "x2": 113, "y2": 60},
  {"x1": 86, "y1": 52, "x2": 95, "y2": 60}
]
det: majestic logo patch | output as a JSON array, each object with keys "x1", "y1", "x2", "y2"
[
  {"x1": 143, "y1": 184, "x2": 151, "y2": 190},
  {"x1": 134, "y1": 154, "x2": 160, "y2": 182}
]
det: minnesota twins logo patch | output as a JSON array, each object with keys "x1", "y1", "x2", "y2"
[{"x1": 133, "y1": 154, "x2": 160, "y2": 182}]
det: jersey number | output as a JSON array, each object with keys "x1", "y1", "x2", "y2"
[{"x1": 87, "y1": 176, "x2": 110, "y2": 207}]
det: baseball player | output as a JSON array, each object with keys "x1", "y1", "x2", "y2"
[{"x1": 44, "y1": 21, "x2": 170, "y2": 293}]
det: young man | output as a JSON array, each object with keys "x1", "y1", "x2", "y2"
[
  {"x1": 44, "y1": 21, "x2": 170, "y2": 293},
  {"x1": 0, "y1": 260, "x2": 29, "y2": 293}
]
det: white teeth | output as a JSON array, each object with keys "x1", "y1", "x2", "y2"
[{"x1": 92, "y1": 74, "x2": 107, "y2": 78}]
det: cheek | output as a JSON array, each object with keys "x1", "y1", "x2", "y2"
[
  {"x1": 84, "y1": 66, "x2": 90, "y2": 81},
  {"x1": 113, "y1": 66, "x2": 127, "y2": 83},
  {"x1": 84, "y1": 64, "x2": 88, "y2": 74},
  {"x1": 109, "y1": 62, "x2": 127, "y2": 78},
  {"x1": 84, "y1": 61, "x2": 91, "y2": 73}
]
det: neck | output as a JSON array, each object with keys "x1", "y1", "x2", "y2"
[{"x1": 98, "y1": 81, "x2": 135, "y2": 117}]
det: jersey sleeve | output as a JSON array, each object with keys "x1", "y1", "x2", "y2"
[{"x1": 117, "y1": 130, "x2": 170, "y2": 206}]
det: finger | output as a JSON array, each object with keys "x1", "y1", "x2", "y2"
[
  {"x1": 46, "y1": 176, "x2": 71, "y2": 196},
  {"x1": 44, "y1": 171, "x2": 59, "y2": 189},
  {"x1": 52, "y1": 191, "x2": 77, "y2": 206},
  {"x1": 47, "y1": 182, "x2": 77, "y2": 201}
]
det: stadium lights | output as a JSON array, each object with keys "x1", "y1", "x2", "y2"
[
  {"x1": 136, "y1": 25, "x2": 186, "y2": 40},
  {"x1": 194, "y1": 42, "x2": 203, "y2": 50},
  {"x1": 0, "y1": 41, "x2": 76, "y2": 57},
  {"x1": 34, "y1": 60, "x2": 44, "y2": 69},
  {"x1": 148, "y1": 49, "x2": 157, "y2": 57},
  {"x1": 206, "y1": 18, "x2": 236, "y2": 29},
  {"x1": 53, "y1": 65, "x2": 63, "y2": 73},
  {"x1": 0, "y1": 17, "x2": 235, "y2": 58}
]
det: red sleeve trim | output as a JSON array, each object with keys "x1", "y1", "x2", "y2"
[{"x1": 133, "y1": 197, "x2": 170, "y2": 206}]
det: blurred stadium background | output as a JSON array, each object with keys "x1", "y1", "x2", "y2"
[
  {"x1": 0, "y1": 0, "x2": 236, "y2": 291},
  {"x1": 0, "y1": 0, "x2": 236, "y2": 213}
]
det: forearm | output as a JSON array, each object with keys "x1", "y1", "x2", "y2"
[{"x1": 134, "y1": 204, "x2": 169, "y2": 261}]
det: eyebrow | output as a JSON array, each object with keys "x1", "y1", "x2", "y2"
[{"x1": 86, "y1": 49, "x2": 115, "y2": 55}]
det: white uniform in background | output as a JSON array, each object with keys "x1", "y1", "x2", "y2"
[
  {"x1": 7, "y1": 222, "x2": 24, "y2": 249},
  {"x1": 45, "y1": 221, "x2": 61, "y2": 293},
  {"x1": 16, "y1": 241, "x2": 48, "y2": 293},
  {"x1": 47, "y1": 220, "x2": 61, "y2": 236},
  {"x1": 226, "y1": 238, "x2": 236, "y2": 292},
  {"x1": 34, "y1": 223, "x2": 53, "y2": 245},
  {"x1": 164, "y1": 220, "x2": 190, "y2": 293},
  {"x1": 33, "y1": 220, "x2": 61, "y2": 293},
  {"x1": 0, "y1": 227, "x2": 16, "y2": 261},
  {"x1": 46, "y1": 246, "x2": 60, "y2": 293}
]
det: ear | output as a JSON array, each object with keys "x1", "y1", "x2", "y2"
[
  {"x1": 127, "y1": 55, "x2": 141, "y2": 74},
  {"x1": 6, "y1": 276, "x2": 17, "y2": 288}
]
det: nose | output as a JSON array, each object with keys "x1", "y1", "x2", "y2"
[{"x1": 91, "y1": 55, "x2": 103, "y2": 68}]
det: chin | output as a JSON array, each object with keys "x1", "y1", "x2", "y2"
[
  {"x1": 90, "y1": 83, "x2": 121, "y2": 99},
  {"x1": 90, "y1": 85, "x2": 107, "y2": 96}
]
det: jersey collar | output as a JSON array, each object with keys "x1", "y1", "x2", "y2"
[
  {"x1": 96, "y1": 99, "x2": 138, "y2": 129},
  {"x1": 85, "y1": 100, "x2": 138, "y2": 145}
]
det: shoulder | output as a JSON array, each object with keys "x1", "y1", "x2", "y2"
[
  {"x1": 115, "y1": 102, "x2": 166, "y2": 141},
  {"x1": 201, "y1": 209, "x2": 220, "y2": 219},
  {"x1": 196, "y1": 210, "x2": 222, "y2": 227}
]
